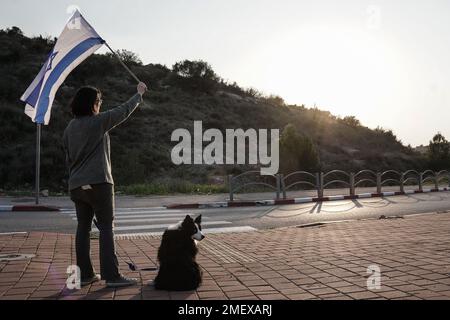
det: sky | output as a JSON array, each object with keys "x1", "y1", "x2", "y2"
[{"x1": 1, "y1": 0, "x2": 450, "y2": 147}]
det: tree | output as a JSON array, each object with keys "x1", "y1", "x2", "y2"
[
  {"x1": 264, "y1": 94, "x2": 285, "y2": 107},
  {"x1": 279, "y1": 124, "x2": 320, "y2": 173},
  {"x1": 428, "y1": 132, "x2": 450, "y2": 171},
  {"x1": 6, "y1": 26, "x2": 23, "y2": 36},
  {"x1": 341, "y1": 116, "x2": 361, "y2": 127},
  {"x1": 107, "y1": 49, "x2": 142, "y2": 66},
  {"x1": 173, "y1": 60, "x2": 218, "y2": 80},
  {"x1": 169, "y1": 60, "x2": 220, "y2": 93}
]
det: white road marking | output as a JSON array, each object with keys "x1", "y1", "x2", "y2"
[
  {"x1": 328, "y1": 195, "x2": 345, "y2": 201},
  {"x1": 294, "y1": 198, "x2": 313, "y2": 204},
  {"x1": 358, "y1": 193, "x2": 372, "y2": 198},
  {"x1": 72, "y1": 216, "x2": 196, "y2": 223},
  {"x1": 94, "y1": 221, "x2": 232, "y2": 232},
  {"x1": 202, "y1": 226, "x2": 257, "y2": 234},
  {"x1": 63, "y1": 206, "x2": 257, "y2": 235},
  {"x1": 115, "y1": 226, "x2": 257, "y2": 238}
]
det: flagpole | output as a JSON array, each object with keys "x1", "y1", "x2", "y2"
[
  {"x1": 104, "y1": 42, "x2": 142, "y2": 84},
  {"x1": 35, "y1": 123, "x2": 41, "y2": 205}
]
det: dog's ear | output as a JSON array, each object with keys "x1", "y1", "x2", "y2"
[
  {"x1": 182, "y1": 215, "x2": 192, "y2": 226},
  {"x1": 194, "y1": 215, "x2": 202, "y2": 224}
]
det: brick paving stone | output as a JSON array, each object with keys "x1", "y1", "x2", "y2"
[
  {"x1": 12, "y1": 281, "x2": 42, "y2": 289},
  {"x1": 326, "y1": 295, "x2": 355, "y2": 300},
  {"x1": 241, "y1": 279, "x2": 268, "y2": 286},
  {"x1": 225, "y1": 290, "x2": 255, "y2": 299},
  {"x1": 325, "y1": 281, "x2": 355, "y2": 288},
  {"x1": 248, "y1": 285, "x2": 277, "y2": 294},
  {"x1": 347, "y1": 291, "x2": 382, "y2": 300},
  {"x1": 392, "y1": 284, "x2": 424, "y2": 292},
  {"x1": 114, "y1": 287, "x2": 142, "y2": 296},
  {"x1": 292, "y1": 278, "x2": 317, "y2": 286},
  {"x1": 142, "y1": 291, "x2": 170, "y2": 300},
  {"x1": 378, "y1": 291, "x2": 414, "y2": 299},
  {"x1": 437, "y1": 278, "x2": 450, "y2": 285},
  {"x1": 5, "y1": 287, "x2": 35, "y2": 295},
  {"x1": 198, "y1": 285, "x2": 222, "y2": 292},
  {"x1": 29, "y1": 290, "x2": 61, "y2": 298},
  {"x1": 308, "y1": 287, "x2": 339, "y2": 296},
  {"x1": 286, "y1": 292, "x2": 317, "y2": 300},
  {"x1": 303, "y1": 283, "x2": 329, "y2": 291},
  {"x1": 336, "y1": 286, "x2": 367, "y2": 294},
  {"x1": 221, "y1": 285, "x2": 247, "y2": 292},
  {"x1": 170, "y1": 292, "x2": 199, "y2": 300},
  {"x1": 0, "y1": 294, "x2": 31, "y2": 300},
  {"x1": 231, "y1": 295, "x2": 259, "y2": 300},
  {"x1": 37, "y1": 284, "x2": 65, "y2": 291},
  {"x1": 257, "y1": 293, "x2": 288, "y2": 300},
  {"x1": 413, "y1": 289, "x2": 440, "y2": 299},
  {"x1": 198, "y1": 291, "x2": 227, "y2": 299},
  {"x1": 413, "y1": 279, "x2": 439, "y2": 286},
  {"x1": 423, "y1": 283, "x2": 450, "y2": 292},
  {"x1": 421, "y1": 273, "x2": 448, "y2": 281},
  {"x1": 279, "y1": 288, "x2": 308, "y2": 295},
  {"x1": 114, "y1": 295, "x2": 141, "y2": 300}
]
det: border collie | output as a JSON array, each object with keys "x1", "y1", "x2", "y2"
[{"x1": 154, "y1": 215, "x2": 205, "y2": 291}]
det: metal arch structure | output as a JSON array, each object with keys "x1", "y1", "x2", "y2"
[
  {"x1": 227, "y1": 168, "x2": 450, "y2": 201},
  {"x1": 281, "y1": 171, "x2": 318, "y2": 199},
  {"x1": 228, "y1": 171, "x2": 280, "y2": 201}
]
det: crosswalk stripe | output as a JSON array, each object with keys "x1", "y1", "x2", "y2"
[
  {"x1": 115, "y1": 226, "x2": 257, "y2": 238},
  {"x1": 61, "y1": 207, "x2": 168, "y2": 212},
  {"x1": 71, "y1": 217, "x2": 193, "y2": 223},
  {"x1": 62, "y1": 207, "x2": 257, "y2": 235},
  {"x1": 94, "y1": 221, "x2": 231, "y2": 232},
  {"x1": 202, "y1": 226, "x2": 257, "y2": 234},
  {"x1": 113, "y1": 214, "x2": 191, "y2": 219},
  {"x1": 70, "y1": 213, "x2": 191, "y2": 219},
  {"x1": 111, "y1": 210, "x2": 184, "y2": 214},
  {"x1": 63, "y1": 210, "x2": 183, "y2": 215},
  {"x1": 116, "y1": 207, "x2": 168, "y2": 211}
]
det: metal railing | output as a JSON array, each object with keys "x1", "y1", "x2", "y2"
[
  {"x1": 228, "y1": 169, "x2": 450, "y2": 201},
  {"x1": 228, "y1": 171, "x2": 280, "y2": 201}
]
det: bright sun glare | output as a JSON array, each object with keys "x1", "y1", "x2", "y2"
[{"x1": 240, "y1": 25, "x2": 412, "y2": 125}]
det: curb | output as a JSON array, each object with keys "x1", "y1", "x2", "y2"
[
  {"x1": 166, "y1": 187, "x2": 450, "y2": 209},
  {"x1": 0, "y1": 205, "x2": 60, "y2": 212}
]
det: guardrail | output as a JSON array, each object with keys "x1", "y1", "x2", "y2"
[
  {"x1": 228, "y1": 169, "x2": 450, "y2": 201},
  {"x1": 228, "y1": 171, "x2": 280, "y2": 201}
]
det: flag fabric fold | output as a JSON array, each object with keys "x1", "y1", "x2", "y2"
[{"x1": 20, "y1": 10, "x2": 104, "y2": 125}]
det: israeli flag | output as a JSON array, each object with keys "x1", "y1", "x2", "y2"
[{"x1": 20, "y1": 10, "x2": 105, "y2": 125}]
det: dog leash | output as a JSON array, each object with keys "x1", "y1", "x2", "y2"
[{"x1": 92, "y1": 218, "x2": 158, "y2": 272}]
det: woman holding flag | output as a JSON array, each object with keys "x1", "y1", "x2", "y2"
[
  {"x1": 21, "y1": 9, "x2": 150, "y2": 288},
  {"x1": 63, "y1": 82, "x2": 148, "y2": 287}
]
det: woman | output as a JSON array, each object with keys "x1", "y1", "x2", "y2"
[{"x1": 63, "y1": 82, "x2": 147, "y2": 288}]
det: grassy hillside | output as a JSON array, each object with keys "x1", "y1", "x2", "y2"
[{"x1": 0, "y1": 27, "x2": 427, "y2": 193}]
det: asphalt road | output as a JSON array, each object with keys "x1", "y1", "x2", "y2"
[{"x1": 2, "y1": 192, "x2": 450, "y2": 235}]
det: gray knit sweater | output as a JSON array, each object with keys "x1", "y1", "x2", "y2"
[{"x1": 63, "y1": 93, "x2": 143, "y2": 191}]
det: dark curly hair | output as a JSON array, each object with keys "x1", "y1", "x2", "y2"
[{"x1": 69, "y1": 86, "x2": 101, "y2": 117}]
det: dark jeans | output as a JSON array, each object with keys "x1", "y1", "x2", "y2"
[{"x1": 70, "y1": 183, "x2": 120, "y2": 281}]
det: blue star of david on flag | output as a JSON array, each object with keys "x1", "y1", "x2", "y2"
[{"x1": 46, "y1": 51, "x2": 59, "y2": 72}]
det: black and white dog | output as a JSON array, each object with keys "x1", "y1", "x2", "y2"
[{"x1": 154, "y1": 215, "x2": 205, "y2": 291}]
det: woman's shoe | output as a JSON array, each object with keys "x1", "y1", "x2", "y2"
[
  {"x1": 81, "y1": 274, "x2": 101, "y2": 287},
  {"x1": 106, "y1": 276, "x2": 138, "y2": 288}
]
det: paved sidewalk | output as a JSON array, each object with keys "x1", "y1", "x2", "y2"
[{"x1": 1, "y1": 212, "x2": 450, "y2": 300}]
